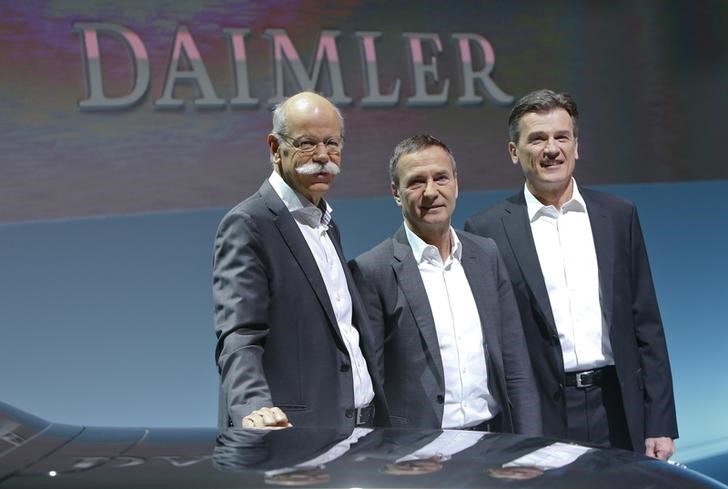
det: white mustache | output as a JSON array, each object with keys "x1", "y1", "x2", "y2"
[{"x1": 295, "y1": 162, "x2": 341, "y2": 175}]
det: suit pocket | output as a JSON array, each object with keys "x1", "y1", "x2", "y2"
[
  {"x1": 390, "y1": 415, "x2": 409, "y2": 428},
  {"x1": 276, "y1": 404, "x2": 309, "y2": 412}
]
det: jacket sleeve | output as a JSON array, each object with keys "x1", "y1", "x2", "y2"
[
  {"x1": 628, "y1": 206, "x2": 678, "y2": 439},
  {"x1": 213, "y1": 211, "x2": 273, "y2": 427},
  {"x1": 493, "y1": 243, "x2": 543, "y2": 436},
  {"x1": 348, "y1": 256, "x2": 387, "y2": 383}
]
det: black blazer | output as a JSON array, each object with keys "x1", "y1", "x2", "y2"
[
  {"x1": 212, "y1": 180, "x2": 389, "y2": 429},
  {"x1": 350, "y1": 226, "x2": 541, "y2": 435},
  {"x1": 464, "y1": 188, "x2": 678, "y2": 450}
]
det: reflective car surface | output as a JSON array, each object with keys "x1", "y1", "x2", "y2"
[{"x1": 1, "y1": 401, "x2": 726, "y2": 488}]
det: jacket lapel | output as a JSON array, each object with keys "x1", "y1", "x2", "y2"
[
  {"x1": 501, "y1": 193, "x2": 558, "y2": 336},
  {"x1": 582, "y1": 190, "x2": 614, "y2": 331},
  {"x1": 259, "y1": 181, "x2": 344, "y2": 345},
  {"x1": 458, "y1": 232, "x2": 504, "y2": 380},
  {"x1": 391, "y1": 227, "x2": 445, "y2": 388}
]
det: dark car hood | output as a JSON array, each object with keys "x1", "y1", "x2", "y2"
[{"x1": 1, "y1": 401, "x2": 725, "y2": 488}]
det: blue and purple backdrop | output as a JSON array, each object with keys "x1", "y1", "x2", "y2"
[{"x1": 1, "y1": 0, "x2": 726, "y2": 478}]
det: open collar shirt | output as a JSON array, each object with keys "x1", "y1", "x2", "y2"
[
  {"x1": 524, "y1": 179, "x2": 614, "y2": 371},
  {"x1": 269, "y1": 171, "x2": 375, "y2": 408},
  {"x1": 404, "y1": 224, "x2": 498, "y2": 428}
]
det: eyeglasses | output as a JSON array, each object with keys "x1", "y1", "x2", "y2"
[{"x1": 276, "y1": 133, "x2": 344, "y2": 155}]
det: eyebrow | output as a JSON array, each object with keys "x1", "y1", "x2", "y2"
[{"x1": 526, "y1": 130, "x2": 572, "y2": 141}]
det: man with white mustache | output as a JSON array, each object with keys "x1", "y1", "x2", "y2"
[
  {"x1": 295, "y1": 161, "x2": 340, "y2": 176},
  {"x1": 213, "y1": 91, "x2": 389, "y2": 431}
]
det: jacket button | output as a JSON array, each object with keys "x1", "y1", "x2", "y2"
[
  {"x1": 340, "y1": 364, "x2": 351, "y2": 372},
  {"x1": 436, "y1": 395, "x2": 444, "y2": 404}
]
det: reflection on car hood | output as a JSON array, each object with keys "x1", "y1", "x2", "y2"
[{"x1": 1, "y1": 401, "x2": 726, "y2": 488}]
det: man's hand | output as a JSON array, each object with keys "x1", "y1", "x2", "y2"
[
  {"x1": 645, "y1": 436, "x2": 675, "y2": 460},
  {"x1": 242, "y1": 406, "x2": 291, "y2": 429}
]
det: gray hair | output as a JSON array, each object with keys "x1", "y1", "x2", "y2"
[
  {"x1": 508, "y1": 89, "x2": 578, "y2": 143},
  {"x1": 269, "y1": 92, "x2": 344, "y2": 165},
  {"x1": 389, "y1": 134, "x2": 456, "y2": 186}
]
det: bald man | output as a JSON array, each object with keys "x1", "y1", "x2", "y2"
[{"x1": 213, "y1": 92, "x2": 389, "y2": 430}]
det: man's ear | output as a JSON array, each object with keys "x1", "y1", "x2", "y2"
[
  {"x1": 391, "y1": 183, "x2": 402, "y2": 207},
  {"x1": 268, "y1": 134, "x2": 281, "y2": 164},
  {"x1": 508, "y1": 141, "x2": 519, "y2": 165}
]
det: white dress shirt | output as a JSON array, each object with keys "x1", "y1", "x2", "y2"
[
  {"x1": 269, "y1": 171, "x2": 375, "y2": 408},
  {"x1": 525, "y1": 180, "x2": 614, "y2": 371},
  {"x1": 404, "y1": 225, "x2": 498, "y2": 429}
]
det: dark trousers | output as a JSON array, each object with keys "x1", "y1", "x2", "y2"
[{"x1": 565, "y1": 367, "x2": 632, "y2": 450}]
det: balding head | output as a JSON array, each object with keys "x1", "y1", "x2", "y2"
[
  {"x1": 267, "y1": 92, "x2": 345, "y2": 205},
  {"x1": 272, "y1": 92, "x2": 344, "y2": 143}
]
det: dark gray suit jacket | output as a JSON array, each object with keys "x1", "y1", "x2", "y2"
[
  {"x1": 464, "y1": 188, "x2": 678, "y2": 450},
  {"x1": 212, "y1": 180, "x2": 389, "y2": 429},
  {"x1": 349, "y1": 226, "x2": 541, "y2": 435}
]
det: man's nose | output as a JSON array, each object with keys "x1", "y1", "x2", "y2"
[
  {"x1": 544, "y1": 138, "x2": 559, "y2": 156},
  {"x1": 423, "y1": 179, "x2": 437, "y2": 197},
  {"x1": 312, "y1": 142, "x2": 329, "y2": 161}
]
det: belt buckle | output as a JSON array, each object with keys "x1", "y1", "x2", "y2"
[
  {"x1": 575, "y1": 369, "x2": 600, "y2": 388},
  {"x1": 575, "y1": 371, "x2": 588, "y2": 388},
  {"x1": 355, "y1": 406, "x2": 374, "y2": 426}
]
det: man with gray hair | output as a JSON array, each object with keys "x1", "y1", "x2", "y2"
[
  {"x1": 465, "y1": 89, "x2": 678, "y2": 459},
  {"x1": 350, "y1": 134, "x2": 540, "y2": 434},
  {"x1": 213, "y1": 91, "x2": 388, "y2": 430}
]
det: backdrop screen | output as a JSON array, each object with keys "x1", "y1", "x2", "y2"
[{"x1": 1, "y1": 0, "x2": 726, "y2": 222}]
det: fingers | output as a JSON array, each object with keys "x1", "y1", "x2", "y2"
[
  {"x1": 241, "y1": 406, "x2": 291, "y2": 429},
  {"x1": 268, "y1": 407, "x2": 289, "y2": 425},
  {"x1": 644, "y1": 437, "x2": 675, "y2": 460},
  {"x1": 644, "y1": 439, "x2": 657, "y2": 458},
  {"x1": 655, "y1": 439, "x2": 676, "y2": 460}
]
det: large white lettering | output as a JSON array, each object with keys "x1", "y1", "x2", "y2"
[{"x1": 73, "y1": 24, "x2": 513, "y2": 110}]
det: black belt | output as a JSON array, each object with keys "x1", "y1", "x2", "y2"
[
  {"x1": 564, "y1": 366, "x2": 615, "y2": 388},
  {"x1": 346, "y1": 405, "x2": 375, "y2": 426}
]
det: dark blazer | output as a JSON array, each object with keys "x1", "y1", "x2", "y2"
[
  {"x1": 349, "y1": 226, "x2": 541, "y2": 435},
  {"x1": 212, "y1": 180, "x2": 389, "y2": 429},
  {"x1": 464, "y1": 188, "x2": 678, "y2": 450}
]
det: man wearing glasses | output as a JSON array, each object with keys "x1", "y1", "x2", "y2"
[{"x1": 213, "y1": 91, "x2": 388, "y2": 430}]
